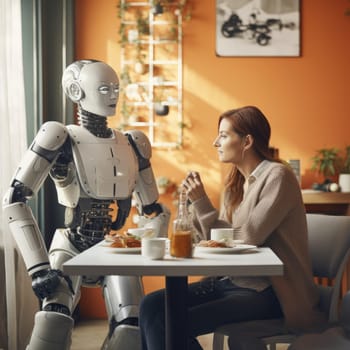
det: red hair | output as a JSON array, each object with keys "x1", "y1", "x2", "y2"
[{"x1": 219, "y1": 106, "x2": 280, "y2": 221}]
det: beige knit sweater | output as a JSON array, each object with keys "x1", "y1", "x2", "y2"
[{"x1": 192, "y1": 162, "x2": 327, "y2": 331}]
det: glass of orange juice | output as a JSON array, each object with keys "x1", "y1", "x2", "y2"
[
  {"x1": 170, "y1": 229, "x2": 193, "y2": 258},
  {"x1": 170, "y1": 186, "x2": 193, "y2": 258}
]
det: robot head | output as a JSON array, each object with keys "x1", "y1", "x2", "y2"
[{"x1": 62, "y1": 59, "x2": 119, "y2": 116}]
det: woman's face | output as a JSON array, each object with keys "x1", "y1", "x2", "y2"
[{"x1": 213, "y1": 118, "x2": 245, "y2": 164}]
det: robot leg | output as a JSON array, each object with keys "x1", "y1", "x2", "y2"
[
  {"x1": 101, "y1": 275, "x2": 144, "y2": 350},
  {"x1": 46, "y1": 229, "x2": 83, "y2": 311},
  {"x1": 26, "y1": 311, "x2": 74, "y2": 350},
  {"x1": 28, "y1": 229, "x2": 82, "y2": 350}
]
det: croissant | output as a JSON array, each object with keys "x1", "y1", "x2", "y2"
[{"x1": 197, "y1": 240, "x2": 227, "y2": 248}]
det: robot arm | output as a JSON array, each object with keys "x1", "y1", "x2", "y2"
[
  {"x1": 2, "y1": 121, "x2": 70, "y2": 298},
  {"x1": 125, "y1": 130, "x2": 170, "y2": 237}
]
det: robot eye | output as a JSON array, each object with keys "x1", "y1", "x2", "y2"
[{"x1": 98, "y1": 85, "x2": 110, "y2": 95}]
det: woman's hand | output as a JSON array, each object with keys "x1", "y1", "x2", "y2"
[{"x1": 182, "y1": 171, "x2": 207, "y2": 202}]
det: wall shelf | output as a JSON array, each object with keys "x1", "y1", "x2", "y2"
[
  {"x1": 302, "y1": 190, "x2": 350, "y2": 215},
  {"x1": 119, "y1": 0, "x2": 184, "y2": 148}
]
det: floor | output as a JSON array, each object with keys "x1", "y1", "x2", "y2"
[{"x1": 71, "y1": 319, "x2": 289, "y2": 350}]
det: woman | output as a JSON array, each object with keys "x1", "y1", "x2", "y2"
[{"x1": 139, "y1": 106, "x2": 326, "y2": 350}]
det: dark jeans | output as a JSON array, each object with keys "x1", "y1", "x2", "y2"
[{"x1": 139, "y1": 278, "x2": 283, "y2": 350}]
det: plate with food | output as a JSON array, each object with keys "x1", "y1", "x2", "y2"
[
  {"x1": 104, "y1": 232, "x2": 141, "y2": 254},
  {"x1": 107, "y1": 247, "x2": 141, "y2": 254},
  {"x1": 195, "y1": 239, "x2": 256, "y2": 254}
]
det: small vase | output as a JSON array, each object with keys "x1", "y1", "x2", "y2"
[
  {"x1": 134, "y1": 62, "x2": 148, "y2": 75},
  {"x1": 154, "y1": 103, "x2": 169, "y2": 116}
]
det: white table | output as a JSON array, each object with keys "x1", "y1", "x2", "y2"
[{"x1": 63, "y1": 243, "x2": 283, "y2": 350}]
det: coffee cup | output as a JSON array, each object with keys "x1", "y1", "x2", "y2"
[
  {"x1": 210, "y1": 228, "x2": 234, "y2": 241},
  {"x1": 142, "y1": 238, "x2": 167, "y2": 260}
]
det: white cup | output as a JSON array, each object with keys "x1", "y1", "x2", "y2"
[
  {"x1": 128, "y1": 228, "x2": 155, "y2": 239},
  {"x1": 210, "y1": 228, "x2": 234, "y2": 241},
  {"x1": 142, "y1": 238, "x2": 167, "y2": 260}
]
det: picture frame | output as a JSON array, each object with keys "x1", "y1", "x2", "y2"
[{"x1": 216, "y1": 0, "x2": 301, "y2": 57}]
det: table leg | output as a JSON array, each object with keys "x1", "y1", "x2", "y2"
[{"x1": 165, "y1": 276, "x2": 188, "y2": 350}]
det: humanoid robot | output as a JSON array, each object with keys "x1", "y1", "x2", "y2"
[{"x1": 3, "y1": 59, "x2": 170, "y2": 349}]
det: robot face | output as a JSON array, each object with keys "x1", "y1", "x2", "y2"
[{"x1": 78, "y1": 62, "x2": 119, "y2": 116}]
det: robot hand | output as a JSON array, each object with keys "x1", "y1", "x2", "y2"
[
  {"x1": 31, "y1": 268, "x2": 74, "y2": 300},
  {"x1": 137, "y1": 203, "x2": 170, "y2": 238}
]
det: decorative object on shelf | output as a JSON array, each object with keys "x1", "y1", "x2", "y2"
[
  {"x1": 154, "y1": 102, "x2": 169, "y2": 116},
  {"x1": 125, "y1": 83, "x2": 143, "y2": 101},
  {"x1": 128, "y1": 28, "x2": 139, "y2": 42},
  {"x1": 152, "y1": 1, "x2": 164, "y2": 15},
  {"x1": 134, "y1": 61, "x2": 148, "y2": 74},
  {"x1": 312, "y1": 179, "x2": 340, "y2": 193},
  {"x1": 287, "y1": 159, "x2": 301, "y2": 185},
  {"x1": 153, "y1": 85, "x2": 169, "y2": 116},
  {"x1": 311, "y1": 147, "x2": 350, "y2": 192},
  {"x1": 311, "y1": 148, "x2": 342, "y2": 192},
  {"x1": 311, "y1": 148, "x2": 341, "y2": 180},
  {"x1": 339, "y1": 146, "x2": 350, "y2": 192},
  {"x1": 117, "y1": 0, "x2": 193, "y2": 148}
]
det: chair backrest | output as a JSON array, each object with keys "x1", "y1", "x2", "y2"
[
  {"x1": 340, "y1": 290, "x2": 350, "y2": 335},
  {"x1": 306, "y1": 214, "x2": 350, "y2": 322}
]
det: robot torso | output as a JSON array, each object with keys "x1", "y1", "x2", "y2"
[{"x1": 67, "y1": 125, "x2": 138, "y2": 200}]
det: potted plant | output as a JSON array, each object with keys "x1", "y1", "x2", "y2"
[
  {"x1": 152, "y1": 1, "x2": 164, "y2": 15},
  {"x1": 136, "y1": 11, "x2": 150, "y2": 36},
  {"x1": 311, "y1": 148, "x2": 340, "y2": 179},
  {"x1": 339, "y1": 146, "x2": 350, "y2": 192}
]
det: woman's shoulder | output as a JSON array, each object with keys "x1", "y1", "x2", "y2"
[
  {"x1": 260, "y1": 162, "x2": 302, "y2": 201},
  {"x1": 264, "y1": 161, "x2": 298, "y2": 182},
  {"x1": 265, "y1": 160, "x2": 289, "y2": 172}
]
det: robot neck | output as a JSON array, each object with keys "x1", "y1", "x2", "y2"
[{"x1": 78, "y1": 108, "x2": 112, "y2": 138}]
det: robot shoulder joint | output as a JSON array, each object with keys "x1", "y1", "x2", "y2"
[
  {"x1": 125, "y1": 130, "x2": 152, "y2": 160},
  {"x1": 34, "y1": 121, "x2": 69, "y2": 152}
]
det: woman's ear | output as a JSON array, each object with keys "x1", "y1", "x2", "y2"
[{"x1": 243, "y1": 134, "x2": 254, "y2": 150}]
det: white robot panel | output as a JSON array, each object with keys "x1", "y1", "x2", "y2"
[
  {"x1": 68, "y1": 125, "x2": 138, "y2": 199},
  {"x1": 126, "y1": 130, "x2": 159, "y2": 207},
  {"x1": 10, "y1": 121, "x2": 69, "y2": 196},
  {"x1": 4, "y1": 202, "x2": 50, "y2": 275},
  {"x1": 51, "y1": 162, "x2": 80, "y2": 208}
]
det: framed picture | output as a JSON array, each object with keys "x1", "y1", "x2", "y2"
[{"x1": 216, "y1": 0, "x2": 300, "y2": 57}]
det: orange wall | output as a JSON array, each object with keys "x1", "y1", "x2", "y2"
[
  {"x1": 75, "y1": 0, "x2": 350, "y2": 317},
  {"x1": 76, "y1": 0, "x2": 350, "y2": 192}
]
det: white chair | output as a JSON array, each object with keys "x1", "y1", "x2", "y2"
[
  {"x1": 288, "y1": 290, "x2": 350, "y2": 349},
  {"x1": 212, "y1": 214, "x2": 350, "y2": 350}
]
